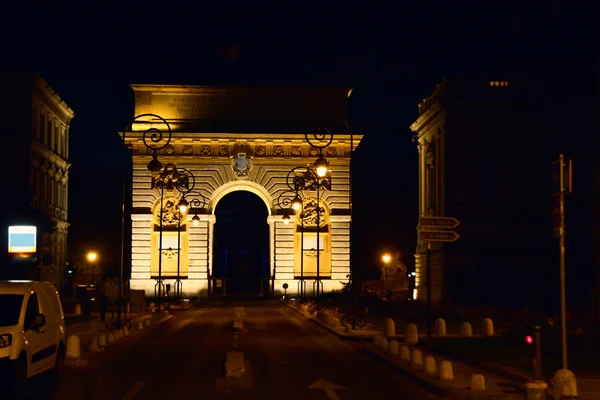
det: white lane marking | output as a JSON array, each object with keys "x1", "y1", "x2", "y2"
[
  {"x1": 122, "y1": 380, "x2": 146, "y2": 400},
  {"x1": 308, "y1": 379, "x2": 347, "y2": 400}
]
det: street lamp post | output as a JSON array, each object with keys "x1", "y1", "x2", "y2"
[
  {"x1": 382, "y1": 253, "x2": 391, "y2": 295},
  {"x1": 276, "y1": 190, "x2": 302, "y2": 297},
  {"x1": 176, "y1": 190, "x2": 207, "y2": 300},
  {"x1": 86, "y1": 251, "x2": 98, "y2": 285}
]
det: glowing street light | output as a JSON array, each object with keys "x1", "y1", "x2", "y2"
[
  {"x1": 87, "y1": 252, "x2": 98, "y2": 262},
  {"x1": 382, "y1": 253, "x2": 392, "y2": 265}
]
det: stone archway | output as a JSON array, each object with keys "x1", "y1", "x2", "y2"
[
  {"x1": 211, "y1": 190, "x2": 270, "y2": 296},
  {"x1": 122, "y1": 85, "x2": 362, "y2": 299}
]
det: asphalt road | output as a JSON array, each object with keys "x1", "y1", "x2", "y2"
[{"x1": 19, "y1": 301, "x2": 443, "y2": 400}]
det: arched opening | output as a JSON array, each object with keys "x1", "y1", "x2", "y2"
[{"x1": 213, "y1": 191, "x2": 270, "y2": 296}]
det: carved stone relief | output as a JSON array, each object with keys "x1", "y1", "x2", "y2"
[
  {"x1": 273, "y1": 146, "x2": 284, "y2": 157},
  {"x1": 200, "y1": 145, "x2": 211, "y2": 156},
  {"x1": 182, "y1": 145, "x2": 193, "y2": 155},
  {"x1": 291, "y1": 146, "x2": 301, "y2": 156},
  {"x1": 255, "y1": 146, "x2": 266, "y2": 156},
  {"x1": 230, "y1": 141, "x2": 254, "y2": 179}
]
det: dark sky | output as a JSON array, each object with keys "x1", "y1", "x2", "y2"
[{"x1": 2, "y1": 1, "x2": 592, "y2": 273}]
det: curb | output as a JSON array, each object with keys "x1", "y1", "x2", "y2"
[
  {"x1": 362, "y1": 347, "x2": 524, "y2": 400},
  {"x1": 418, "y1": 342, "x2": 532, "y2": 385},
  {"x1": 362, "y1": 347, "x2": 465, "y2": 399},
  {"x1": 283, "y1": 301, "x2": 374, "y2": 342}
]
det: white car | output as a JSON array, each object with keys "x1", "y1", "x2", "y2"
[{"x1": 0, "y1": 281, "x2": 66, "y2": 389}]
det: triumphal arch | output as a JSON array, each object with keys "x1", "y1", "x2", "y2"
[{"x1": 121, "y1": 85, "x2": 362, "y2": 298}]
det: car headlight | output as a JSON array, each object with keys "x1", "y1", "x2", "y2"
[{"x1": 0, "y1": 334, "x2": 12, "y2": 348}]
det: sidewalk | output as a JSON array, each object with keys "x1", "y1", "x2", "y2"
[{"x1": 286, "y1": 300, "x2": 600, "y2": 399}]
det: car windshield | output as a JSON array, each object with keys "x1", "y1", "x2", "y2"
[{"x1": 0, "y1": 294, "x2": 24, "y2": 327}]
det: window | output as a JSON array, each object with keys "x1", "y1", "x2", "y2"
[{"x1": 24, "y1": 293, "x2": 39, "y2": 327}]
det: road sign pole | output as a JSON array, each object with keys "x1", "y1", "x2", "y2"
[
  {"x1": 426, "y1": 240, "x2": 432, "y2": 340},
  {"x1": 559, "y1": 154, "x2": 568, "y2": 370}
]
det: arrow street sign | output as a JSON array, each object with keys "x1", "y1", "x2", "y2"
[
  {"x1": 419, "y1": 230, "x2": 460, "y2": 242},
  {"x1": 308, "y1": 379, "x2": 347, "y2": 400},
  {"x1": 419, "y1": 216, "x2": 460, "y2": 229}
]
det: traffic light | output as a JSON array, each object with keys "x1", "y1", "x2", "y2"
[{"x1": 526, "y1": 335, "x2": 534, "y2": 345}]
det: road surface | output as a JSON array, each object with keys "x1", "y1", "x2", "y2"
[{"x1": 19, "y1": 301, "x2": 443, "y2": 400}]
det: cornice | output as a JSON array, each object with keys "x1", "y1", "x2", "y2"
[
  {"x1": 131, "y1": 84, "x2": 354, "y2": 98},
  {"x1": 410, "y1": 104, "x2": 444, "y2": 134},
  {"x1": 35, "y1": 75, "x2": 75, "y2": 120}
]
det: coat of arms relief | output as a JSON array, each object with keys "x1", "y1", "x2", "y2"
[{"x1": 230, "y1": 141, "x2": 254, "y2": 179}]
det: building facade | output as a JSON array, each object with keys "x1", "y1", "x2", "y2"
[
  {"x1": 122, "y1": 85, "x2": 362, "y2": 298},
  {"x1": 0, "y1": 73, "x2": 73, "y2": 287},
  {"x1": 410, "y1": 78, "x2": 563, "y2": 308}
]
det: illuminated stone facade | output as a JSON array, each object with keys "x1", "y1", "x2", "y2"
[
  {"x1": 122, "y1": 85, "x2": 362, "y2": 298},
  {"x1": 0, "y1": 73, "x2": 73, "y2": 287}
]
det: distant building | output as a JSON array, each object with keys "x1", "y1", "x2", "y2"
[
  {"x1": 0, "y1": 73, "x2": 74, "y2": 288},
  {"x1": 409, "y1": 78, "x2": 577, "y2": 309}
]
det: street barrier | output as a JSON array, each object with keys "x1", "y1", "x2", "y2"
[
  {"x1": 137, "y1": 320, "x2": 143, "y2": 330},
  {"x1": 225, "y1": 351, "x2": 245, "y2": 378},
  {"x1": 482, "y1": 318, "x2": 494, "y2": 336},
  {"x1": 98, "y1": 333, "x2": 107, "y2": 347},
  {"x1": 66, "y1": 336, "x2": 81, "y2": 360},
  {"x1": 89, "y1": 336, "x2": 102, "y2": 353},
  {"x1": 471, "y1": 374, "x2": 486, "y2": 391},
  {"x1": 405, "y1": 323, "x2": 418, "y2": 345},
  {"x1": 424, "y1": 356, "x2": 436, "y2": 375},
  {"x1": 384, "y1": 318, "x2": 395, "y2": 337},
  {"x1": 552, "y1": 369, "x2": 578, "y2": 399},
  {"x1": 74, "y1": 304, "x2": 82, "y2": 316},
  {"x1": 379, "y1": 337, "x2": 389, "y2": 353},
  {"x1": 525, "y1": 380, "x2": 548, "y2": 399},
  {"x1": 459, "y1": 322, "x2": 473, "y2": 338},
  {"x1": 434, "y1": 318, "x2": 446, "y2": 337},
  {"x1": 107, "y1": 332, "x2": 115, "y2": 344},
  {"x1": 233, "y1": 317, "x2": 244, "y2": 331},
  {"x1": 389, "y1": 340, "x2": 399, "y2": 357},
  {"x1": 411, "y1": 348, "x2": 423, "y2": 368},
  {"x1": 440, "y1": 360, "x2": 454, "y2": 380},
  {"x1": 372, "y1": 334, "x2": 381, "y2": 347},
  {"x1": 400, "y1": 345, "x2": 410, "y2": 362}
]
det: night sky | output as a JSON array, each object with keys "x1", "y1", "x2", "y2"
[{"x1": 2, "y1": 2, "x2": 592, "y2": 276}]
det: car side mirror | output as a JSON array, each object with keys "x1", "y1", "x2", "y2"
[{"x1": 27, "y1": 313, "x2": 46, "y2": 331}]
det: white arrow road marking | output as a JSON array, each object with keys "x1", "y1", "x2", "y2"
[
  {"x1": 308, "y1": 379, "x2": 347, "y2": 400},
  {"x1": 122, "y1": 381, "x2": 145, "y2": 400}
]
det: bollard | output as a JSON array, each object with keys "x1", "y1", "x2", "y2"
[
  {"x1": 400, "y1": 345, "x2": 410, "y2": 362},
  {"x1": 411, "y1": 349, "x2": 423, "y2": 368},
  {"x1": 379, "y1": 337, "x2": 389, "y2": 353},
  {"x1": 66, "y1": 336, "x2": 81, "y2": 359},
  {"x1": 405, "y1": 323, "x2": 418, "y2": 345},
  {"x1": 98, "y1": 333, "x2": 107, "y2": 347},
  {"x1": 107, "y1": 332, "x2": 115, "y2": 344},
  {"x1": 434, "y1": 318, "x2": 446, "y2": 337},
  {"x1": 440, "y1": 360, "x2": 454, "y2": 380},
  {"x1": 552, "y1": 369, "x2": 577, "y2": 399},
  {"x1": 74, "y1": 303, "x2": 82, "y2": 316},
  {"x1": 89, "y1": 336, "x2": 102, "y2": 353},
  {"x1": 233, "y1": 317, "x2": 244, "y2": 330},
  {"x1": 123, "y1": 326, "x2": 129, "y2": 336},
  {"x1": 144, "y1": 318, "x2": 151, "y2": 327},
  {"x1": 424, "y1": 356, "x2": 436, "y2": 375},
  {"x1": 137, "y1": 320, "x2": 143, "y2": 330},
  {"x1": 372, "y1": 335, "x2": 381, "y2": 347},
  {"x1": 482, "y1": 317, "x2": 494, "y2": 336},
  {"x1": 471, "y1": 374, "x2": 486, "y2": 391},
  {"x1": 525, "y1": 380, "x2": 548, "y2": 400},
  {"x1": 384, "y1": 318, "x2": 396, "y2": 337},
  {"x1": 117, "y1": 329, "x2": 124, "y2": 339},
  {"x1": 459, "y1": 322, "x2": 473, "y2": 338},
  {"x1": 389, "y1": 340, "x2": 399, "y2": 357}
]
